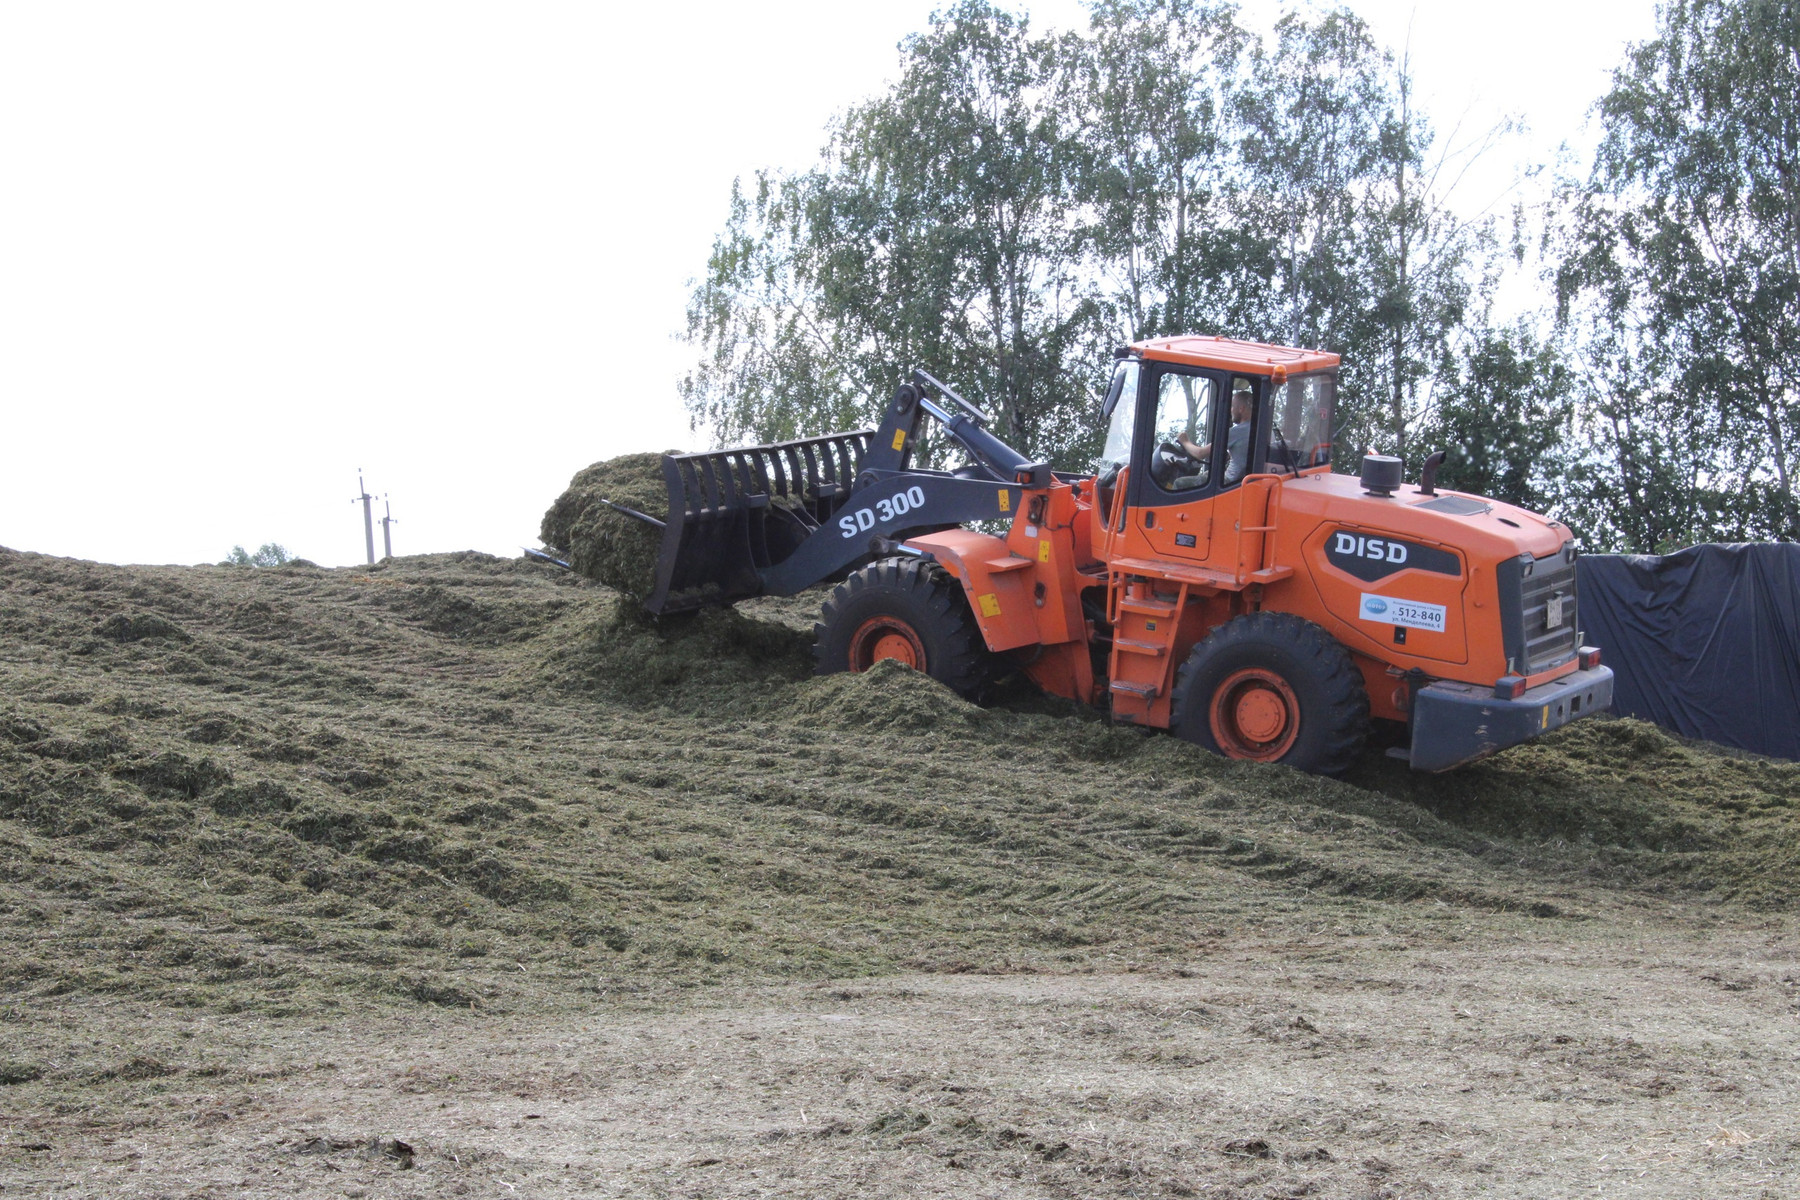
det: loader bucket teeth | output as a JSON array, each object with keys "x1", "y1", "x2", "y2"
[{"x1": 645, "y1": 431, "x2": 873, "y2": 615}]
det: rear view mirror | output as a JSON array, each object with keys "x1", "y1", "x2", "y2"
[{"x1": 1101, "y1": 369, "x2": 1125, "y2": 420}]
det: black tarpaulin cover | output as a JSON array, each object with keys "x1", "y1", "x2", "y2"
[{"x1": 1577, "y1": 544, "x2": 1800, "y2": 761}]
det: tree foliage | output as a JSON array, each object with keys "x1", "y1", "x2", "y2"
[
  {"x1": 1079, "y1": 0, "x2": 1253, "y2": 341},
  {"x1": 224, "y1": 543, "x2": 292, "y2": 568},
  {"x1": 684, "y1": 0, "x2": 1494, "y2": 471},
  {"x1": 682, "y1": 1, "x2": 1108, "y2": 468},
  {"x1": 1415, "y1": 323, "x2": 1573, "y2": 515},
  {"x1": 1556, "y1": 0, "x2": 1800, "y2": 548},
  {"x1": 683, "y1": 0, "x2": 1798, "y2": 551}
]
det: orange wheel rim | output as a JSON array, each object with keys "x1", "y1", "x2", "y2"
[
  {"x1": 1209, "y1": 667, "x2": 1299, "y2": 761},
  {"x1": 849, "y1": 617, "x2": 925, "y2": 672}
]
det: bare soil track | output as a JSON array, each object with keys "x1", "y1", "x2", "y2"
[{"x1": 2, "y1": 548, "x2": 1797, "y2": 1197}]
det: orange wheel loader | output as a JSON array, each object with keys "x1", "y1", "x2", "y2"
[{"x1": 635, "y1": 336, "x2": 1613, "y2": 775}]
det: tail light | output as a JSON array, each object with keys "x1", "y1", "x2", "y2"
[
  {"x1": 1578, "y1": 645, "x2": 1602, "y2": 669},
  {"x1": 1493, "y1": 675, "x2": 1528, "y2": 701}
]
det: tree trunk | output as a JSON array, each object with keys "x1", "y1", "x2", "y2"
[{"x1": 1391, "y1": 65, "x2": 1411, "y2": 462}]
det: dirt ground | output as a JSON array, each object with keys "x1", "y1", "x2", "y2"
[
  {"x1": 6, "y1": 920, "x2": 1798, "y2": 1199},
  {"x1": 3, "y1": 549, "x2": 1798, "y2": 1197}
]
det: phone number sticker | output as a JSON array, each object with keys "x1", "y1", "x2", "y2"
[{"x1": 1359, "y1": 593, "x2": 1446, "y2": 633}]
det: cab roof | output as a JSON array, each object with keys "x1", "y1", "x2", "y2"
[{"x1": 1132, "y1": 335, "x2": 1339, "y2": 378}]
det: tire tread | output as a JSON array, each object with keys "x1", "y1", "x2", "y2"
[
  {"x1": 813, "y1": 558, "x2": 991, "y2": 699},
  {"x1": 1170, "y1": 611, "x2": 1369, "y2": 776}
]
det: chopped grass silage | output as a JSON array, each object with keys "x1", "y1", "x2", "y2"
[
  {"x1": 1350, "y1": 716, "x2": 1800, "y2": 907},
  {"x1": 540, "y1": 453, "x2": 674, "y2": 602},
  {"x1": 2, "y1": 544, "x2": 1797, "y2": 1020}
]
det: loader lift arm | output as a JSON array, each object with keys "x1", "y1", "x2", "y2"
[{"x1": 859, "y1": 371, "x2": 1054, "y2": 489}]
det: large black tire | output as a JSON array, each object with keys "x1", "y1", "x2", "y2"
[
  {"x1": 1170, "y1": 612, "x2": 1368, "y2": 776},
  {"x1": 813, "y1": 558, "x2": 991, "y2": 699}
]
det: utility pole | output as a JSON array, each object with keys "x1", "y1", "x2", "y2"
[
  {"x1": 379, "y1": 495, "x2": 397, "y2": 560},
  {"x1": 352, "y1": 471, "x2": 375, "y2": 565}
]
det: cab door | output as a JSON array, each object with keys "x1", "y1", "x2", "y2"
[{"x1": 1122, "y1": 363, "x2": 1231, "y2": 564}]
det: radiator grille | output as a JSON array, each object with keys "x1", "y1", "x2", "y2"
[{"x1": 1513, "y1": 553, "x2": 1579, "y2": 674}]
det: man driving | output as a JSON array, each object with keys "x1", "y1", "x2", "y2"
[{"x1": 1178, "y1": 379, "x2": 1254, "y2": 486}]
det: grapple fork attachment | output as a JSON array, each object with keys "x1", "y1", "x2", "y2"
[{"x1": 645, "y1": 431, "x2": 872, "y2": 614}]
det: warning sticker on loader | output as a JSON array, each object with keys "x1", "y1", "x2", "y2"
[{"x1": 1359, "y1": 593, "x2": 1446, "y2": 633}]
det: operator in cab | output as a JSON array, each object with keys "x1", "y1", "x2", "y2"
[{"x1": 1179, "y1": 378, "x2": 1254, "y2": 486}]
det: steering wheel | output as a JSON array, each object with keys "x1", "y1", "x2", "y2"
[{"x1": 1152, "y1": 440, "x2": 1191, "y2": 488}]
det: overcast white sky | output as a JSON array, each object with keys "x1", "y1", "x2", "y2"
[{"x1": 0, "y1": 0, "x2": 1657, "y2": 567}]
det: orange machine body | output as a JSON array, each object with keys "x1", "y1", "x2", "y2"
[{"x1": 906, "y1": 335, "x2": 1585, "y2": 735}]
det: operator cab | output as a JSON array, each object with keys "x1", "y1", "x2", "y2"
[{"x1": 1096, "y1": 338, "x2": 1337, "y2": 526}]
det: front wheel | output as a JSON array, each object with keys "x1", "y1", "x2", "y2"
[
  {"x1": 1170, "y1": 612, "x2": 1368, "y2": 776},
  {"x1": 813, "y1": 558, "x2": 991, "y2": 699}
]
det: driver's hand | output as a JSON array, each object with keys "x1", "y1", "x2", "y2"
[{"x1": 1178, "y1": 434, "x2": 1206, "y2": 461}]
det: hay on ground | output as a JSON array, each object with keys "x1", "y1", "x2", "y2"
[{"x1": 4, "y1": 546, "x2": 1800, "y2": 1021}]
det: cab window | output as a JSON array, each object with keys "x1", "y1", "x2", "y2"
[
  {"x1": 1220, "y1": 377, "x2": 1257, "y2": 486},
  {"x1": 1149, "y1": 372, "x2": 1218, "y2": 492},
  {"x1": 1097, "y1": 359, "x2": 1140, "y2": 468},
  {"x1": 1265, "y1": 371, "x2": 1334, "y2": 470}
]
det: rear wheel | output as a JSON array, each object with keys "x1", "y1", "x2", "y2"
[
  {"x1": 1170, "y1": 612, "x2": 1368, "y2": 776},
  {"x1": 813, "y1": 558, "x2": 991, "y2": 699}
]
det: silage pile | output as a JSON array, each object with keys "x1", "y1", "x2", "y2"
[
  {"x1": 6, "y1": 545, "x2": 1800, "y2": 1022},
  {"x1": 540, "y1": 452, "x2": 676, "y2": 601}
]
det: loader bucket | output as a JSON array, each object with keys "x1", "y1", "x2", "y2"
[{"x1": 644, "y1": 431, "x2": 873, "y2": 614}]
